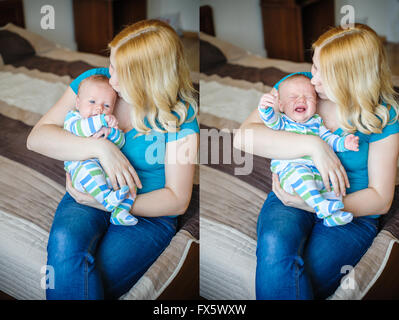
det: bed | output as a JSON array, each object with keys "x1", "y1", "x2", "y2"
[
  {"x1": 0, "y1": 22, "x2": 199, "y2": 300},
  {"x1": 198, "y1": 28, "x2": 399, "y2": 299}
]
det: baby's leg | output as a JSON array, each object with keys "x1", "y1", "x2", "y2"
[
  {"x1": 73, "y1": 160, "x2": 129, "y2": 211},
  {"x1": 323, "y1": 210, "x2": 353, "y2": 227},
  {"x1": 110, "y1": 193, "x2": 138, "y2": 226},
  {"x1": 284, "y1": 165, "x2": 343, "y2": 218},
  {"x1": 319, "y1": 191, "x2": 353, "y2": 227}
]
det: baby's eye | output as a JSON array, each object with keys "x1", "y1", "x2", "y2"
[
  {"x1": 104, "y1": 104, "x2": 110, "y2": 108},
  {"x1": 89, "y1": 100, "x2": 95, "y2": 104}
]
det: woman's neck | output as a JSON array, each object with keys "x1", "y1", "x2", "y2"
[
  {"x1": 317, "y1": 98, "x2": 339, "y2": 132},
  {"x1": 114, "y1": 97, "x2": 134, "y2": 133}
]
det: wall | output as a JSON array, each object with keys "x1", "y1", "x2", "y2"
[
  {"x1": 200, "y1": 0, "x2": 399, "y2": 58},
  {"x1": 335, "y1": 0, "x2": 399, "y2": 42},
  {"x1": 23, "y1": 0, "x2": 76, "y2": 50},
  {"x1": 147, "y1": 0, "x2": 199, "y2": 32},
  {"x1": 21, "y1": 0, "x2": 199, "y2": 51},
  {"x1": 199, "y1": 0, "x2": 266, "y2": 57}
]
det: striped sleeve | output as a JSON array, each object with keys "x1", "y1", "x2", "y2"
[
  {"x1": 319, "y1": 123, "x2": 347, "y2": 152},
  {"x1": 258, "y1": 105, "x2": 285, "y2": 130},
  {"x1": 107, "y1": 127, "x2": 125, "y2": 149},
  {"x1": 64, "y1": 111, "x2": 107, "y2": 137}
]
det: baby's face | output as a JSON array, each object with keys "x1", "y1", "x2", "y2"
[
  {"x1": 278, "y1": 78, "x2": 317, "y2": 123},
  {"x1": 76, "y1": 81, "x2": 117, "y2": 118}
]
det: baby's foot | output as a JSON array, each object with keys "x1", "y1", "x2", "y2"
[
  {"x1": 110, "y1": 206, "x2": 138, "y2": 226},
  {"x1": 323, "y1": 210, "x2": 353, "y2": 227},
  {"x1": 315, "y1": 199, "x2": 344, "y2": 219},
  {"x1": 103, "y1": 186, "x2": 129, "y2": 211}
]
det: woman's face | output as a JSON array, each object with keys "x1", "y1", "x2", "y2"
[
  {"x1": 311, "y1": 47, "x2": 328, "y2": 100},
  {"x1": 109, "y1": 49, "x2": 120, "y2": 93}
]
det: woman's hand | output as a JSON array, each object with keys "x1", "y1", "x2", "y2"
[
  {"x1": 311, "y1": 138, "x2": 349, "y2": 197},
  {"x1": 66, "y1": 173, "x2": 105, "y2": 210},
  {"x1": 96, "y1": 138, "x2": 142, "y2": 197},
  {"x1": 272, "y1": 173, "x2": 315, "y2": 212}
]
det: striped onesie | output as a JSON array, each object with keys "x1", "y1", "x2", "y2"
[
  {"x1": 258, "y1": 105, "x2": 353, "y2": 227},
  {"x1": 64, "y1": 110, "x2": 138, "y2": 226}
]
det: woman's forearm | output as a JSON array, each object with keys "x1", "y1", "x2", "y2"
[
  {"x1": 131, "y1": 186, "x2": 192, "y2": 217},
  {"x1": 27, "y1": 124, "x2": 101, "y2": 161},
  {"x1": 234, "y1": 122, "x2": 318, "y2": 160},
  {"x1": 343, "y1": 187, "x2": 393, "y2": 217}
]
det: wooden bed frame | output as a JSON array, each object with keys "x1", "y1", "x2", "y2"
[{"x1": 0, "y1": 0, "x2": 25, "y2": 28}]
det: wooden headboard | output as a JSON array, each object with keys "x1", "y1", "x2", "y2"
[
  {"x1": 200, "y1": 5, "x2": 215, "y2": 36},
  {"x1": 0, "y1": 0, "x2": 25, "y2": 28}
]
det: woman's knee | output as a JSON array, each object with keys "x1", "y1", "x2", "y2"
[
  {"x1": 256, "y1": 228, "x2": 295, "y2": 265},
  {"x1": 47, "y1": 225, "x2": 87, "y2": 261}
]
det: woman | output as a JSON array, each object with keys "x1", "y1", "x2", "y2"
[
  {"x1": 27, "y1": 20, "x2": 199, "y2": 299},
  {"x1": 234, "y1": 24, "x2": 399, "y2": 299}
]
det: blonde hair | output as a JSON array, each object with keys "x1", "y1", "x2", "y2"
[
  {"x1": 108, "y1": 19, "x2": 198, "y2": 135},
  {"x1": 312, "y1": 23, "x2": 398, "y2": 134}
]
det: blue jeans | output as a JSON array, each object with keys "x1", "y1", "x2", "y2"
[
  {"x1": 256, "y1": 192, "x2": 378, "y2": 300},
  {"x1": 46, "y1": 192, "x2": 177, "y2": 300}
]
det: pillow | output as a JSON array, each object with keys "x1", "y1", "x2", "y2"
[
  {"x1": 156, "y1": 12, "x2": 183, "y2": 36},
  {"x1": 0, "y1": 23, "x2": 56, "y2": 54},
  {"x1": 199, "y1": 31, "x2": 247, "y2": 62},
  {"x1": 0, "y1": 30, "x2": 35, "y2": 64},
  {"x1": 200, "y1": 39, "x2": 227, "y2": 72}
]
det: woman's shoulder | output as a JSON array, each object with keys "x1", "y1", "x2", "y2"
[
  {"x1": 70, "y1": 68, "x2": 110, "y2": 94},
  {"x1": 369, "y1": 103, "x2": 399, "y2": 143},
  {"x1": 167, "y1": 101, "x2": 199, "y2": 143}
]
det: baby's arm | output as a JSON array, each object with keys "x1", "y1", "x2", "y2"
[
  {"x1": 318, "y1": 121, "x2": 359, "y2": 152},
  {"x1": 64, "y1": 110, "x2": 107, "y2": 137},
  {"x1": 106, "y1": 127, "x2": 125, "y2": 149},
  {"x1": 257, "y1": 93, "x2": 285, "y2": 130}
]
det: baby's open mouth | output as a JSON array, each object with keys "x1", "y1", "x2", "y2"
[{"x1": 294, "y1": 105, "x2": 307, "y2": 113}]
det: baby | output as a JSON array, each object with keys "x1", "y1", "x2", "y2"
[
  {"x1": 258, "y1": 74, "x2": 359, "y2": 227},
  {"x1": 64, "y1": 74, "x2": 137, "y2": 226}
]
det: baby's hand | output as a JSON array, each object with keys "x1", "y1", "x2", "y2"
[
  {"x1": 258, "y1": 92, "x2": 279, "y2": 110},
  {"x1": 344, "y1": 134, "x2": 359, "y2": 151},
  {"x1": 93, "y1": 127, "x2": 111, "y2": 139},
  {"x1": 104, "y1": 115, "x2": 118, "y2": 128},
  {"x1": 258, "y1": 93, "x2": 275, "y2": 109}
]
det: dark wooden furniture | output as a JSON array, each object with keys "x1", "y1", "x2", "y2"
[
  {"x1": 0, "y1": 0, "x2": 25, "y2": 28},
  {"x1": 260, "y1": 0, "x2": 335, "y2": 62},
  {"x1": 200, "y1": 5, "x2": 215, "y2": 36},
  {"x1": 73, "y1": 0, "x2": 147, "y2": 56}
]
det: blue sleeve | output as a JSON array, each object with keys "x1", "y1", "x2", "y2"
[
  {"x1": 70, "y1": 68, "x2": 111, "y2": 94},
  {"x1": 370, "y1": 105, "x2": 399, "y2": 142},
  {"x1": 273, "y1": 72, "x2": 313, "y2": 90},
  {"x1": 167, "y1": 103, "x2": 199, "y2": 143}
]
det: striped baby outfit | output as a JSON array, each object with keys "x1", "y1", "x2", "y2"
[
  {"x1": 258, "y1": 106, "x2": 353, "y2": 227},
  {"x1": 64, "y1": 110, "x2": 137, "y2": 226}
]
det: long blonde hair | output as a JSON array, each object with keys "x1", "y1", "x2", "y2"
[
  {"x1": 312, "y1": 23, "x2": 398, "y2": 134},
  {"x1": 109, "y1": 19, "x2": 197, "y2": 134}
]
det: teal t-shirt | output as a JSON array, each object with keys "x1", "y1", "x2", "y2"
[
  {"x1": 70, "y1": 68, "x2": 199, "y2": 213},
  {"x1": 274, "y1": 72, "x2": 399, "y2": 217}
]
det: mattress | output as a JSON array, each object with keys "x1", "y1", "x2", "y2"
[{"x1": 198, "y1": 31, "x2": 399, "y2": 300}]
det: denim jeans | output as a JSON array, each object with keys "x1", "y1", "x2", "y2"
[
  {"x1": 46, "y1": 192, "x2": 177, "y2": 300},
  {"x1": 256, "y1": 192, "x2": 378, "y2": 300}
]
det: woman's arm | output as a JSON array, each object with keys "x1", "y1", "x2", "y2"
[
  {"x1": 343, "y1": 133, "x2": 399, "y2": 216},
  {"x1": 131, "y1": 133, "x2": 198, "y2": 216},
  {"x1": 234, "y1": 106, "x2": 349, "y2": 195},
  {"x1": 27, "y1": 87, "x2": 141, "y2": 193},
  {"x1": 67, "y1": 133, "x2": 199, "y2": 217},
  {"x1": 27, "y1": 87, "x2": 101, "y2": 160}
]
